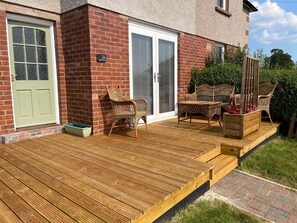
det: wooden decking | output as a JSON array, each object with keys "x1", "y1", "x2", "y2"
[
  {"x1": 153, "y1": 118, "x2": 279, "y2": 158},
  {"x1": 0, "y1": 119, "x2": 278, "y2": 223}
]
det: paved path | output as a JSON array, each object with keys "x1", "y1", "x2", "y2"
[{"x1": 209, "y1": 170, "x2": 297, "y2": 223}]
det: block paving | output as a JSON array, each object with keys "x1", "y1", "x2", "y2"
[{"x1": 211, "y1": 170, "x2": 297, "y2": 223}]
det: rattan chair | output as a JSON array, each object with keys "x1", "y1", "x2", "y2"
[
  {"x1": 106, "y1": 85, "x2": 148, "y2": 138},
  {"x1": 258, "y1": 82, "x2": 277, "y2": 124},
  {"x1": 233, "y1": 83, "x2": 276, "y2": 124}
]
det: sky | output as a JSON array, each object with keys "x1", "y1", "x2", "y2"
[{"x1": 249, "y1": 0, "x2": 297, "y2": 62}]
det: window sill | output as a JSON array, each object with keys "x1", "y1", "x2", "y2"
[{"x1": 215, "y1": 6, "x2": 232, "y2": 17}]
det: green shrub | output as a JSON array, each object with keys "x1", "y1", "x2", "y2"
[
  {"x1": 190, "y1": 64, "x2": 297, "y2": 134},
  {"x1": 190, "y1": 63, "x2": 243, "y2": 93},
  {"x1": 260, "y1": 69, "x2": 297, "y2": 132}
]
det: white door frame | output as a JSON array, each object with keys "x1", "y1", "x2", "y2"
[
  {"x1": 129, "y1": 21, "x2": 178, "y2": 123},
  {"x1": 6, "y1": 13, "x2": 60, "y2": 129}
]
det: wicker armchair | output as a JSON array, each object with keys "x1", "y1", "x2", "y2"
[
  {"x1": 106, "y1": 85, "x2": 148, "y2": 138},
  {"x1": 258, "y1": 82, "x2": 277, "y2": 124},
  {"x1": 233, "y1": 83, "x2": 276, "y2": 124}
]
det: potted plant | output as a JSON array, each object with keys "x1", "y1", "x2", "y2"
[
  {"x1": 223, "y1": 105, "x2": 261, "y2": 139},
  {"x1": 223, "y1": 55, "x2": 261, "y2": 139}
]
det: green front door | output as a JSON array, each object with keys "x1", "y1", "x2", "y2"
[{"x1": 8, "y1": 21, "x2": 57, "y2": 128}]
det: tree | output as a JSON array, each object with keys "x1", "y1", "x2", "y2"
[
  {"x1": 268, "y1": 49, "x2": 294, "y2": 69},
  {"x1": 253, "y1": 48, "x2": 268, "y2": 68},
  {"x1": 224, "y1": 47, "x2": 247, "y2": 66}
]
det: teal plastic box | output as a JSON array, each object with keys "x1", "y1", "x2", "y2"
[{"x1": 64, "y1": 123, "x2": 92, "y2": 137}]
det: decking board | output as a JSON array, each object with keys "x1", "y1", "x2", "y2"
[
  {"x1": 86, "y1": 134, "x2": 211, "y2": 170},
  {"x1": 36, "y1": 137, "x2": 198, "y2": 190},
  {"x1": 0, "y1": 199, "x2": 23, "y2": 223},
  {"x1": 0, "y1": 181, "x2": 49, "y2": 223},
  {"x1": 3, "y1": 143, "x2": 141, "y2": 220},
  {"x1": 0, "y1": 152, "x2": 120, "y2": 223},
  {"x1": 8, "y1": 141, "x2": 162, "y2": 209},
  {"x1": 46, "y1": 134, "x2": 207, "y2": 180},
  {"x1": 116, "y1": 126, "x2": 220, "y2": 159},
  {"x1": 7, "y1": 142, "x2": 151, "y2": 213},
  {"x1": 0, "y1": 118, "x2": 278, "y2": 223},
  {"x1": 152, "y1": 119, "x2": 279, "y2": 157},
  {"x1": 0, "y1": 168, "x2": 77, "y2": 223}
]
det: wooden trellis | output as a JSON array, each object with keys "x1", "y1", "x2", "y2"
[{"x1": 240, "y1": 55, "x2": 259, "y2": 114}]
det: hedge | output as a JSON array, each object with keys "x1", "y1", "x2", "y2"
[{"x1": 190, "y1": 63, "x2": 297, "y2": 135}]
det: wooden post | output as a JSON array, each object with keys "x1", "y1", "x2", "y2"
[{"x1": 288, "y1": 113, "x2": 297, "y2": 139}]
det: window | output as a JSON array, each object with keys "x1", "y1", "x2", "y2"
[
  {"x1": 215, "y1": 43, "x2": 224, "y2": 64},
  {"x1": 216, "y1": 0, "x2": 231, "y2": 16},
  {"x1": 217, "y1": 0, "x2": 225, "y2": 10},
  {"x1": 12, "y1": 27, "x2": 49, "y2": 81}
]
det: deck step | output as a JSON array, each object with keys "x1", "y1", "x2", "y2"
[
  {"x1": 195, "y1": 145, "x2": 221, "y2": 163},
  {"x1": 207, "y1": 154, "x2": 238, "y2": 186}
]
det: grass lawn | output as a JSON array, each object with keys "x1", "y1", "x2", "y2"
[
  {"x1": 240, "y1": 138, "x2": 297, "y2": 189},
  {"x1": 169, "y1": 199, "x2": 263, "y2": 223}
]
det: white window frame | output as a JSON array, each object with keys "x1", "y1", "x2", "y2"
[
  {"x1": 217, "y1": 0, "x2": 227, "y2": 10},
  {"x1": 6, "y1": 13, "x2": 60, "y2": 129},
  {"x1": 215, "y1": 43, "x2": 225, "y2": 63}
]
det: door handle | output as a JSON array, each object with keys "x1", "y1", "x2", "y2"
[
  {"x1": 153, "y1": 73, "x2": 161, "y2": 82},
  {"x1": 157, "y1": 73, "x2": 161, "y2": 82},
  {"x1": 11, "y1": 73, "x2": 17, "y2": 81}
]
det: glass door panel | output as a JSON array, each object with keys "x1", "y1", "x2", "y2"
[
  {"x1": 130, "y1": 22, "x2": 177, "y2": 121},
  {"x1": 158, "y1": 39, "x2": 175, "y2": 113},
  {"x1": 132, "y1": 33, "x2": 154, "y2": 115}
]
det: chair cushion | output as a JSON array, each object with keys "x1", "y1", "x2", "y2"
[{"x1": 109, "y1": 88, "x2": 125, "y2": 101}]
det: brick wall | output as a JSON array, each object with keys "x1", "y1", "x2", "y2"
[
  {"x1": 88, "y1": 6, "x2": 129, "y2": 135},
  {"x1": 178, "y1": 33, "x2": 215, "y2": 101},
  {"x1": 61, "y1": 6, "x2": 93, "y2": 127},
  {"x1": 61, "y1": 5, "x2": 129, "y2": 135},
  {"x1": 0, "y1": 4, "x2": 231, "y2": 138},
  {"x1": 0, "y1": 10, "x2": 14, "y2": 135},
  {"x1": 62, "y1": 5, "x2": 218, "y2": 135}
]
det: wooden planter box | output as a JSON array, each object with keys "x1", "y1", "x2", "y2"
[
  {"x1": 223, "y1": 110, "x2": 261, "y2": 139},
  {"x1": 64, "y1": 123, "x2": 92, "y2": 137}
]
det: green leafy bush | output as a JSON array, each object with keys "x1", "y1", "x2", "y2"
[
  {"x1": 190, "y1": 64, "x2": 297, "y2": 134},
  {"x1": 260, "y1": 69, "x2": 297, "y2": 132},
  {"x1": 190, "y1": 63, "x2": 243, "y2": 93}
]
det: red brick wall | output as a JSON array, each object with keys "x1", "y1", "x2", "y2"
[
  {"x1": 0, "y1": 10, "x2": 14, "y2": 135},
  {"x1": 0, "y1": 4, "x2": 231, "y2": 137},
  {"x1": 178, "y1": 33, "x2": 215, "y2": 101},
  {"x1": 88, "y1": 6, "x2": 129, "y2": 135},
  {"x1": 61, "y1": 5, "x2": 129, "y2": 135},
  {"x1": 61, "y1": 6, "x2": 93, "y2": 127},
  {"x1": 61, "y1": 5, "x2": 217, "y2": 135}
]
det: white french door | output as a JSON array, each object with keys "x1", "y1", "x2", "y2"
[{"x1": 129, "y1": 21, "x2": 178, "y2": 122}]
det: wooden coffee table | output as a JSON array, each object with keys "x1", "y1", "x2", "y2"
[{"x1": 177, "y1": 101, "x2": 222, "y2": 127}]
